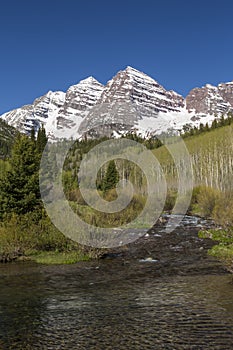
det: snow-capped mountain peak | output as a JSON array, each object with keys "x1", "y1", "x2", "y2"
[
  {"x1": 78, "y1": 76, "x2": 100, "y2": 84},
  {"x1": 1, "y1": 67, "x2": 232, "y2": 140}
]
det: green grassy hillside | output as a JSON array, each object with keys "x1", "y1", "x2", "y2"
[{"x1": 154, "y1": 124, "x2": 233, "y2": 192}]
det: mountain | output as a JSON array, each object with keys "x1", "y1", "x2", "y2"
[
  {"x1": 186, "y1": 82, "x2": 233, "y2": 115},
  {"x1": 1, "y1": 77, "x2": 104, "y2": 140},
  {"x1": 1, "y1": 91, "x2": 65, "y2": 137},
  {"x1": 55, "y1": 77, "x2": 104, "y2": 138},
  {"x1": 1, "y1": 67, "x2": 233, "y2": 139},
  {"x1": 78, "y1": 66, "x2": 185, "y2": 138}
]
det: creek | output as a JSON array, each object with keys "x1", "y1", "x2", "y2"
[{"x1": 0, "y1": 216, "x2": 233, "y2": 349}]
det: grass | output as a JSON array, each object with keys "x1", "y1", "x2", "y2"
[
  {"x1": 153, "y1": 124, "x2": 233, "y2": 192},
  {"x1": 209, "y1": 244, "x2": 233, "y2": 260},
  {"x1": 0, "y1": 212, "x2": 94, "y2": 265},
  {"x1": 68, "y1": 193, "x2": 147, "y2": 228},
  {"x1": 208, "y1": 244, "x2": 233, "y2": 272},
  {"x1": 199, "y1": 228, "x2": 233, "y2": 271},
  {"x1": 27, "y1": 250, "x2": 90, "y2": 265}
]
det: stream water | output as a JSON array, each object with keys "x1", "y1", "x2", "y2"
[{"x1": 0, "y1": 216, "x2": 233, "y2": 349}]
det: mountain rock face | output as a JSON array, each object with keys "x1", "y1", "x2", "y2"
[
  {"x1": 1, "y1": 77, "x2": 104, "y2": 140},
  {"x1": 1, "y1": 105, "x2": 33, "y2": 131},
  {"x1": 2, "y1": 91, "x2": 66, "y2": 137},
  {"x1": 96, "y1": 66, "x2": 184, "y2": 113},
  {"x1": 79, "y1": 67, "x2": 185, "y2": 137},
  {"x1": 56, "y1": 77, "x2": 104, "y2": 132},
  {"x1": 1, "y1": 67, "x2": 232, "y2": 139},
  {"x1": 186, "y1": 82, "x2": 233, "y2": 115}
]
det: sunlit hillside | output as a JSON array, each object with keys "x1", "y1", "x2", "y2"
[{"x1": 154, "y1": 124, "x2": 233, "y2": 192}]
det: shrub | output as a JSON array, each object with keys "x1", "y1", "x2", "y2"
[
  {"x1": 196, "y1": 186, "x2": 221, "y2": 217},
  {"x1": 212, "y1": 192, "x2": 233, "y2": 226},
  {"x1": 0, "y1": 212, "x2": 79, "y2": 257},
  {"x1": 164, "y1": 190, "x2": 177, "y2": 212}
]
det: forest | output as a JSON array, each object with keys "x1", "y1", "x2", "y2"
[{"x1": 0, "y1": 116, "x2": 233, "y2": 266}]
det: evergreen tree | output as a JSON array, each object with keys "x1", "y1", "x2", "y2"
[
  {"x1": 30, "y1": 127, "x2": 36, "y2": 143},
  {"x1": 211, "y1": 119, "x2": 218, "y2": 129},
  {"x1": 219, "y1": 115, "x2": 225, "y2": 127},
  {"x1": 102, "y1": 160, "x2": 119, "y2": 192},
  {"x1": 0, "y1": 134, "x2": 41, "y2": 217},
  {"x1": 36, "y1": 125, "x2": 48, "y2": 154},
  {"x1": 204, "y1": 122, "x2": 209, "y2": 132},
  {"x1": 199, "y1": 123, "x2": 204, "y2": 132}
]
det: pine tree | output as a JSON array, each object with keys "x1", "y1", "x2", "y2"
[
  {"x1": 0, "y1": 134, "x2": 41, "y2": 217},
  {"x1": 102, "y1": 160, "x2": 119, "y2": 192},
  {"x1": 204, "y1": 122, "x2": 209, "y2": 132},
  {"x1": 30, "y1": 127, "x2": 36, "y2": 143},
  {"x1": 36, "y1": 125, "x2": 48, "y2": 154},
  {"x1": 199, "y1": 123, "x2": 204, "y2": 132},
  {"x1": 211, "y1": 119, "x2": 218, "y2": 129}
]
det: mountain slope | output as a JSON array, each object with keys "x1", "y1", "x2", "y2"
[{"x1": 154, "y1": 123, "x2": 233, "y2": 192}]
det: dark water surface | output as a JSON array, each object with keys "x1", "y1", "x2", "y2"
[{"x1": 0, "y1": 216, "x2": 233, "y2": 349}]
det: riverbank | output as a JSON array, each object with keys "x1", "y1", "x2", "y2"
[
  {"x1": 1, "y1": 215, "x2": 228, "y2": 277},
  {"x1": 0, "y1": 212, "x2": 97, "y2": 265},
  {"x1": 0, "y1": 249, "x2": 90, "y2": 265},
  {"x1": 0, "y1": 214, "x2": 232, "y2": 273}
]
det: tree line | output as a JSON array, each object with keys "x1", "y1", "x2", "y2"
[{"x1": 181, "y1": 112, "x2": 233, "y2": 138}]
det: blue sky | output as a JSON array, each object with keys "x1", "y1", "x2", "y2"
[{"x1": 1, "y1": 0, "x2": 233, "y2": 114}]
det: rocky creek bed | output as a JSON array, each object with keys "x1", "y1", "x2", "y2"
[{"x1": 98, "y1": 215, "x2": 228, "y2": 279}]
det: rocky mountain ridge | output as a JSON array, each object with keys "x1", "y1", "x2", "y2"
[
  {"x1": 186, "y1": 82, "x2": 233, "y2": 115},
  {"x1": 1, "y1": 67, "x2": 233, "y2": 139}
]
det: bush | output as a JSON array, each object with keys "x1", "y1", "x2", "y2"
[
  {"x1": 164, "y1": 190, "x2": 177, "y2": 211},
  {"x1": 71, "y1": 194, "x2": 146, "y2": 228},
  {"x1": 212, "y1": 192, "x2": 233, "y2": 226},
  {"x1": 196, "y1": 186, "x2": 221, "y2": 217},
  {"x1": 197, "y1": 190, "x2": 233, "y2": 269},
  {"x1": 0, "y1": 212, "x2": 79, "y2": 257}
]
